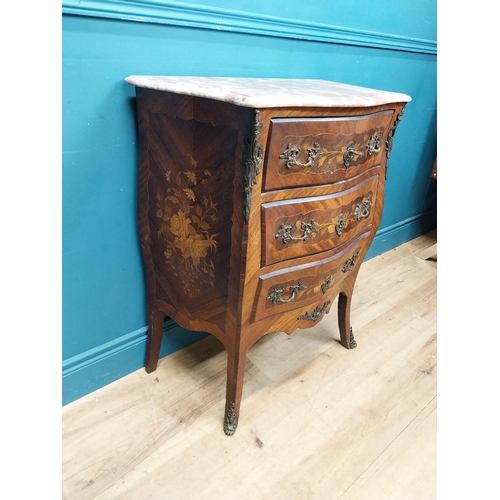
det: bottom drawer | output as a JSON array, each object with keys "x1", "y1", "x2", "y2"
[{"x1": 251, "y1": 231, "x2": 371, "y2": 323}]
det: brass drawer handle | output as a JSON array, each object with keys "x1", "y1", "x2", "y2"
[
  {"x1": 276, "y1": 221, "x2": 318, "y2": 244},
  {"x1": 366, "y1": 134, "x2": 382, "y2": 155},
  {"x1": 343, "y1": 142, "x2": 364, "y2": 168},
  {"x1": 336, "y1": 195, "x2": 371, "y2": 238},
  {"x1": 280, "y1": 142, "x2": 324, "y2": 169},
  {"x1": 321, "y1": 274, "x2": 332, "y2": 294},
  {"x1": 298, "y1": 301, "x2": 331, "y2": 322},
  {"x1": 354, "y1": 196, "x2": 372, "y2": 220},
  {"x1": 342, "y1": 249, "x2": 360, "y2": 273},
  {"x1": 267, "y1": 282, "x2": 306, "y2": 304},
  {"x1": 335, "y1": 214, "x2": 346, "y2": 237}
]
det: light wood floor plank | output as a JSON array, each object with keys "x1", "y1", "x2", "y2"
[
  {"x1": 340, "y1": 396, "x2": 437, "y2": 500},
  {"x1": 62, "y1": 232, "x2": 437, "y2": 500}
]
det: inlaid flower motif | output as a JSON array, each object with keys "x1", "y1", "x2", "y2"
[
  {"x1": 183, "y1": 188, "x2": 196, "y2": 201},
  {"x1": 184, "y1": 171, "x2": 197, "y2": 184},
  {"x1": 175, "y1": 231, "x2": 217, "y2": 267},
  {"x1": 155, "y1": 166, "x2": 218, "y2": 290},
  {"x1": 169, "y1": 210, "x2": 191, "y2": 238},
  {"x1": 335, "y1": 146, "x2": 348, "y2": 164}
]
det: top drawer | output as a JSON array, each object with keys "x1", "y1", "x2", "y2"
[{"x1": 263, "y1": 110, "x2": 394, "y2": 191}]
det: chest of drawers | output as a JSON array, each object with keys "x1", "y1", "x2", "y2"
[{"x1": 126, "y1": 77, "x2": 411, "y2": 435}]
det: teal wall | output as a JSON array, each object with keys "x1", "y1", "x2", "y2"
[{"x1": 62, "y1": 0, "x2": 437, "y2": 404}]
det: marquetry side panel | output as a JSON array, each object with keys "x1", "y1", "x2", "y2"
[
  {"x1": 135, "y1": 89, "x2": 254, "y2": 335},
  {"x1": 147, "y1": 111, "x2": 237, "y2": 310}
]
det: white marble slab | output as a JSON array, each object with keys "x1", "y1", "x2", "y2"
[{"x1": 125, "y1": 76, "x2": 411, "y2": 108}]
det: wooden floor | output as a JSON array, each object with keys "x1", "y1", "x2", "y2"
[{"x1": 62, "y1": 231, "x2": 437, "y2": 500}]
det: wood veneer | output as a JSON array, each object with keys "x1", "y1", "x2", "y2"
[{"x1": 130, "y1": 81, "x2": 408, "y2": 435}]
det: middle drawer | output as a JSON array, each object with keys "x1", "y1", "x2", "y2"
[{"x1": 261, "y1": 174, "x2": 379, "y2": 266}]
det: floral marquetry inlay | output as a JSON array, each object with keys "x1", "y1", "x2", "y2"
[
  {"x1": 156, "y1": 167, "x2": 219, "y2": 295},
  {"x1": 128, "y1": 76, "x2": 410, "y2": 436}
]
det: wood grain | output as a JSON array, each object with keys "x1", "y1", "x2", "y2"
[
  {"x1": 261, "y1": 173, "x2": 379, "y2": 266},
  {"x1": 263, "y1": 110, "x2": 394, "y2": 190},
  {"x1": 62, "y1": 231, "x2": 437, "y2": 500},
  {"x1": 134, "y1": 87, "x2": 407, "y2": 434}
]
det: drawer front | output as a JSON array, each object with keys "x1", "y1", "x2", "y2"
[
  {"x1": 263, "y1": 110, "x2": 393, "y2": 191},
  {"x1": 252, "y1": 232, "x2": 371, "y2": 323},
  {"x1": 262, "y1": 175, "x2": 379, "y2": 266}
]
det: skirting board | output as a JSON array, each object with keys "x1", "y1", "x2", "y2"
[
  {"x1": 62, "y1": 323, "x2": 208, "y2": 405},
  {"x1": 365, "y1": 209, "x2": 436, "y2": 261},
  {"x1": 62, "y1": 209, "x2": 436, "y2": 405}
]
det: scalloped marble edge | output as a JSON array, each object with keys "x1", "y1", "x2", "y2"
[{"x1": 125, "y1": 76, "x2": 412, "y2": 108}]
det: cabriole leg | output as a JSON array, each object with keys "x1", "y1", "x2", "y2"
[
  {"x1": 145, "y1": 309, "x2": 165, "y2": 373},
  {"x1": 223, "y1": 345, "x2": 247, "y2": 436},
  {"x1": 338, "y1": 292, "x2": 357, "y2": 349}
]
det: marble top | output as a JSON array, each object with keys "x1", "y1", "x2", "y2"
[{"x1": 125, "y1": 76, "x2": 411, "y2": 108}]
